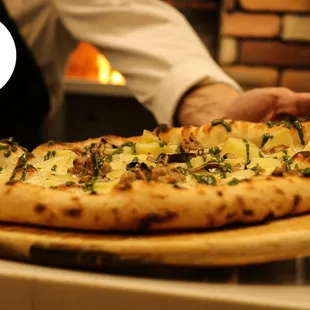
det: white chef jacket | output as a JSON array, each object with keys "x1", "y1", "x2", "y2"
[{"x1": 3, "y1": 0, "x2": 240, "y2": 125}]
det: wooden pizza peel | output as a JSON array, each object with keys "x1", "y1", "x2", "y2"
[{"x1": 0, "y1": 214, "x2": 309, "y2": 276}]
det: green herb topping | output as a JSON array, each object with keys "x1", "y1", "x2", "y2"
[
  {"x1": 211, "y1": 119, "x2": 232, "y2": 132},
  {"x1": 194, "y1": 174, "x2": 217, "y2": 185}
]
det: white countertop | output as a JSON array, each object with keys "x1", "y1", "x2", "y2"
[{"x1": 0, "y1": 259, "x2": 309, "y2": 310}]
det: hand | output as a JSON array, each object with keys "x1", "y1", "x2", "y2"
[{"x1": 178, "y1": 83, "x2": 310, "y2": 126}]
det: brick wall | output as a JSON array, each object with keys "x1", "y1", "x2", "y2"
[{"x1": 219, "y1": 0, "x2": 310, "y2": 92}]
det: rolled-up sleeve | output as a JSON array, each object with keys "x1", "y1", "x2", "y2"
[{"x1": 51, "y1": 0, "x2": 240, "y2": 124}]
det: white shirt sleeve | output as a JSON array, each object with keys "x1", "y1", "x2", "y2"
[{"x1": 50, "y1": 0, "x2": 241, "y2": 125}]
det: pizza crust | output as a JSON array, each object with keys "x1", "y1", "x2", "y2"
[
  {"x1": 0, "y1": 175, "x2": 309, "y2": 232},
  {"x1": 0, "y1": 120, "x2": 309, "y2": 232}
]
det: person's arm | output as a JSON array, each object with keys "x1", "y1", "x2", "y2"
[
  {"x1": 51, "y1": 0, "x2": 241, "y2": 125},
  {"x1": 176, "y1": 82, "x2": 241, "y2": 126}
]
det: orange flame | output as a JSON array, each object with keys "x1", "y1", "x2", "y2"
[{"x1": 66, "y1": 42, "x2": 126, "y2": 85}]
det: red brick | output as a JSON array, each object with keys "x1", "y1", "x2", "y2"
[
  {"x1": 223, "y1": 65, "x2": 278, "y2": 87},
  {"x1": 240, "y1": 41, "x2": 310, "y2": 66},
  {"x1": 240, "y1": 0, "x2": 310, "y2": 12},
  {"x1": 221, "y1": 13, "x2": 280, "y2": 37},
  {"x1": 281, "y1": 70, "x2": 310, "y2": 92}
]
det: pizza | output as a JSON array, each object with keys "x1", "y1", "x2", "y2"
[{"x1": 0, "y1": 118, "x2": 310, "y2": 232}]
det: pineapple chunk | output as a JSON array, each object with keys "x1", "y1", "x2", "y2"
[
  {"x1": 94, "y1": 180, "x2": 120, "y2": 193},
  {"x1": 142, "y1": 130, "x2": 160, "y2": 143},
  {"x1": 304, "y1": 141, "x2": 310, "y2": 152},
  {"x1": 263, "y1": 128, "x2": 293, "y2": 151},
  {"x1": 247, "y1": 158, "x2": 281, "y2": 175},
  {"x1": 224, "y1": 158, "x2": 244, "y2": 169},
  {"x1": 190, "y1": 156, "x2": 206, "y2": 169},
  {"x1": 135, "y1": 143, "x2": 178, "y2": 156},
  {"x1": 135, "y1": 143, "x2": 163, "y2": 156},
  {"x1": 26, "y1": 170, "x2": 78, "y2": 187},
  {"x1": 106, "y1": 169, "x2": 126, "y2": 180},
  {"x1": 221, "y1": 138, "x2": 260, "y2": 161}
]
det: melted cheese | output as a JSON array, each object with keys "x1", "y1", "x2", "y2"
[
  {"x1": 23, "y1": 150, "x2": 79, "y2": 187},
  {"x1": 225, "y1": 169, "x2": 256, "y2": 181},
  {"x1": 26, "y1": 170, "x2": 79, "y2": 187},
  {"x1": 248, "y1": 158, "x2": 282, "y2": 175},
  {"x1": 31, "y1": 150, "x2": 78, "y2": 174}
]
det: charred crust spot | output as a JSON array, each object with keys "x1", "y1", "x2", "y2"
[
  {"x1": 266, "y1": 177, "x2": 272, "y2": 181},
  {"x1": 275, "y1": 188, "x2": 285, "y2": 195},
  {"x1": 271, "y1": 168, "x2": 284, "y2": 177},
  {"x1": 236, "y1": 196, "x2": 245, "y2": 208},
  {"x1": 53, "y1": 184, "x2": 81, "y2": 191},
  {"x1": 243, "y1": 209, "x2": 253, "y2": 216},
  {"x1": 152, "y1": 194, "x2": 166, "y2": 199},
  {"x1": 197, "y1": 190, "x2": 206, "y2": 196},
  {"x1": 217, "y1": 190, "x2": 223, "y2": 197},
  {"x1": 11, "y1": 164, "x2": 37, "y2": 180},
  {"x1": 4, "y1": 188, "x2": 12, "y2": 195},
  {"x1": 5, "y1": 180, "x2": 20, "y2": 186},
  {"x1": 63, "y1": 208, "x2": 83, "y2": 218},
  {"x1": 112, "y1": 208, "x2": 120, "y2": 217},
  {"x1": 155, "y1": 124, "x2": 170, "y2": 135},
  {"x1": 111, "y1": 208, "x2": 122, "y2": 224},
  {"x1": 71, "y1": 197, "x2": 80, "y2": 202},
  {"x1": 292, "y1": 195, "x2": 301, "y2": 213},
  {"x1": 34, "y1": 204, "x2": 46, "y2": 214},
  {"x1": 173, "y1": 184, "x2": 184, "y2": 189},
  {"x1": 17, "y1": 152, "x2": 35, "y2": 164},
  {"x1": 264, "y1": 210, "x2": 275, "y2": 221},
  {"x1": 226, "y1": 211, "x2": 237, "y2": 220},
  {"x1": 206, "y1": 215, "x2": 214, "y2": 227},
  {"x1": 137, "y1": 211, "x2": 178, "y2": 230},
  {"x1": 216, "y1": 205, "x2": 226, "y2": 213}
]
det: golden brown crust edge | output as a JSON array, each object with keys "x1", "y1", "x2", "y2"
[
  {"x1": 153, "y1": 120, "x2": 310, "y2": 148},
  {"x1": 0, "y1": 176, "x2": 309, "y2": 232},
  {"x1": 32, "y1": 120, "x2": 310, "y2": 153}
]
